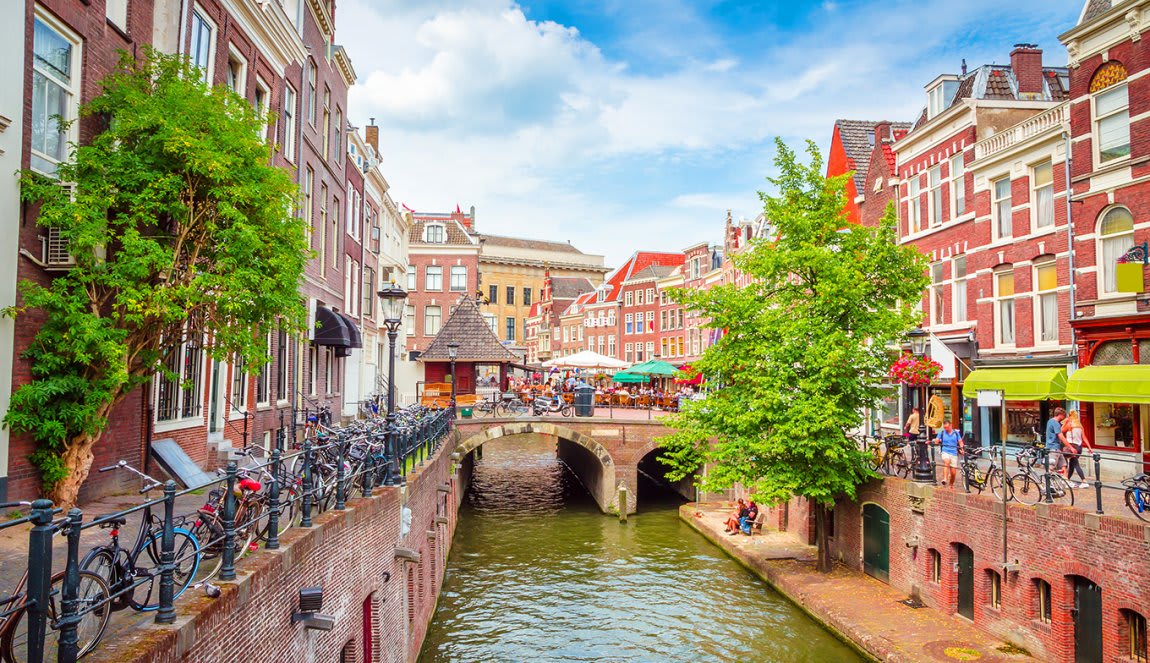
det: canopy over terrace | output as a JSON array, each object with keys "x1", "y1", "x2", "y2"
[
  {"x1": 420, "y1": 296, "x2": 519, "y2": 399},
  {"x1": 542, "y1": 350, "x2": 630, "y2": 370}
]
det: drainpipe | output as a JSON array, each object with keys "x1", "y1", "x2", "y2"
[{"x1": 1062, "y1": 130, "x2": 1077, "y2": 353}]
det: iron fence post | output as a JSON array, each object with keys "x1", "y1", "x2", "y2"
[
  {"x1": 155, "y1": 481, "x2": 177, "y2": 624},
  {"x1": 267, "y1": 443, "x2": 282, "y2": 550},
  {"x1": 301, "y1": 440, "x2": 314, "y2": 527},
  {"x1": 26, "y1": 498, "x2": 54, "y2": 663},
  {"x1": 220, "y1": 462, "x2": 238, "y2": 581},
  {"x1": 1043, "y1": 446, "x2": 1054, "y2": 504},
  {"x1": 335, "y1": 434, "x2": 347, "y2": 510},
  {"x1": 1093, "y1": 453, "x2": 1104, "y2": 515},
  {"x1": 362, "y1": 448, "x2": 375, "y2": 497},
  {"x1": 57, "y1": 508, "x2": 83, "y2": 663}
]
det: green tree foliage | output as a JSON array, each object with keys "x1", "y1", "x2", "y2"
[
  {"x1": 4, "y1": 49, "x2": 309, "y2": 505},
  {"x1": 659, "y1": 140, "x2": 928, "y2": 571}
]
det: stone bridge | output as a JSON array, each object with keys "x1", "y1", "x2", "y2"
[{"x1": 453, "y1": 417, "x2": 689, "y2": 514}]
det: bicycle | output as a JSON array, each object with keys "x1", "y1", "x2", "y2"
[
  {"x1": 189, "y1": 471, "x2": 264, "y2": 581},
  {"x1": 1010, "y1": 442, "x2": 1074, "y2": 506},
  {"x1": 960, "y1": 446, "x2": 1012, "y2": 501},
  {"x1": 80, "y1": 461, "x2": 201, "y2": 611},
  {"x1": 864, "y1": 434, "x2": 911, "y2": 478},
  {"x1": 1123, "y1": 473, "x2": 1150, "y2": 522},
  {"x1": 0, "y1": 502, "x2": 112, "y2": 662}
]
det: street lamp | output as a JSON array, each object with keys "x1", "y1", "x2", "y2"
[
  {"x1": 447, "y1": 343, "x2": 459, "y2": 408},
  {"x1": 906, "y1": 325, "x2": 934, "y2": 483},
  {"x1": 377, "y1": 281, "x2": 408, "y2": 486}
]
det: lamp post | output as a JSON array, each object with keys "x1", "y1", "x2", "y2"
[
  {"x1": 377, "y1": 281, "x2": 408, "y2": 486},
  {"x1": 447, "y1": 343, "x2": 459, "y2": 408},
  {"x1": 907, "y1": 325, "x2": 934, "y2": 483}
]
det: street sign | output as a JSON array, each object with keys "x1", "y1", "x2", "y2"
[{"x1": 976, "y1": 390, "x2": 1002, "y2": 407}]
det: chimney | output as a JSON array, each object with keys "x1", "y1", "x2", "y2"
[
  {"x1": 873, "y1": 120, "x2": 892, "y2": 143},
  {"x1": 365, "y1": 118, "x2": 379, "y2": 154},
  {"x1": 1010, "y1": 44, "x2": 1043, "y2": 96}
]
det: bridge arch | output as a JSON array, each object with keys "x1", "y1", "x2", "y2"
[{"x1": 454, "y1": 422, "x2": 620, "y2": 514}]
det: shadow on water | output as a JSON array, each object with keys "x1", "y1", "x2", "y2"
[{"x1": 419, "y1": 435, "x2": 863, "y2": 663}]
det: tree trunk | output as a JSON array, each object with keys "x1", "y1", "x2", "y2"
[
  {"x1": 49, "y1": 431, "x2": 102, "y2": 508},
  {"x1": 814, "y1": 503, "x2": 833, "y2": 573}
]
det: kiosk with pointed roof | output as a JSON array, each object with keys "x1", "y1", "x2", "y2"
[{"x1": 419, "y1": 296, "x2": 519, "y2": 404}]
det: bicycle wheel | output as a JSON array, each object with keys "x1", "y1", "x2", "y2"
[
  {"x1": 1011, "y1": 472, "x2": 1043, "y2": 506},
  {"x1": 988, "y1": 469, "x2": 1013, "y2": 502},
  {"x1": 2, "y1": 570, "x2": 112, "y2": 661},
  {"x1": 866, "y1": 444, "x2": 885, "y2": 473},
  {"x1": 129, "y1": 528, "x2": 201, "y2": 611},
  {"x1": 505, "y1": 400, "x2": 527, "y2": 417},
  {"x1": 1046, "y1": 474, "x2": 1075, "y2": 507},
  {"x1": 1126, "y1": 488, "x2": 1150, "y2": 522}
]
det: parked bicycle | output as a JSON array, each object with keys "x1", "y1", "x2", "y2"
[
  {"x1": 960, "y1": 446, "x2": 1012, "y2": 501},
  {"x1": 80, "y1": 462, "x2": 201, "y2": 611},
  {"x1": 0, "y1": 502, "x2": 112, "y2": 662},
  {"x1": 865, "y1": 434, "x2": 911, "y2": 478},
  {"x1": 1010, "y1": 442, "x2": 1074, "y2": 506},
  {"x1": 1123, "y1": 473, "x2": 1150, "y2": 522}
]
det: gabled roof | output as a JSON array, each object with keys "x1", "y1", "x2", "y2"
[
  {"x1": 476, "y1": 234, "x2": 585, "y2": 254},
  {"x1": 598, "y1": 251, "x2": 684, "y2": 303},
  {"x1": 911, "y1": 63, "x2": 1070, "y2": 130},
  {"x1": 550, "y1": 276, "x2": 594, "y2": 299},
  {"x1": 626, "y1": 264, "x2": 678, "y2": 283},
  {"x1": 834, "y1": 120, "x2": 912, "y2": 192},
  {"x1": 409, "y1": 218, "x2": 477, "y2": 247},
  {"x1": 420, "y1": 296, "x2": 518, "y2": 362},
  {"x1": 561, "y1": 291, "x2": 597, "y2": 317},
  {"x1": 1081, "y1": 0, "x2": 1112, "y2": 24}
]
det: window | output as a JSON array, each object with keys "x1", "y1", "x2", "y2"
[
  {"x1": 646, "y1": 311, "x2": 654, "y2": 329},
  {"x1": 303, "y1": 166, "x2": 314, "y2": 231},
  {"x1": 608, "y1": 336, "x2": 616, "y2": 357},
  {"x1": 1032, "y1": 161, "x2": 1054, "y2": 229},
  {"x1": 636, "y1": 290, "x2": 644, "y2": 305},
  {"x1": 363, "y1": 267, "x2": 375, "y2": 316},
  {"x1": 306, "y1": 344, "x2": 317, "y2": 396},
  {"x1": 625, "y1": 343, "x2": 633, "y2": 361},
  {"x1": 646, "y1": 341, "x2": 654, "y2": 357},
  {"x1": 636, "y1": 314, "x2": 644, "y2": 334},
  {"x1": 319, "y1": 184, "x2": 328, "y2": 274},
  {"x1": 994, "y1": 177, "x2": 1012, "y2": 239},
  {"x1": 31, "y1": 13, "x2": 81, "y2": 174},
  {"x1": 424, "y1": 306, "x2": 442, "y2": 335},
  {"x1": 488, "y1": 285, "x2": 498, "y2": 304},
  {"x1": 1095, "y1": 84, "x2": 1130, "y2": 163},
  {"x1": 283, "y1": 83, "x2": 297, "y2": 161},
  {"x1": 1099, "y1": 207, "x2": 1135, "y2": 294},
  {"x1": 156, "y1": 335, "x2": 204, "y2": 422},
  {"x1": 1128, "y1": 610, "x2": 1147, "y2": 662},
  {"x1": 322, "y1": 87, "x2": 331, "y2": 159},
  {"x1": 324, "y1": 347, "x2": 335, "y2": 395},
  {"x1": 950, "y1": 154, "x2": 965, "y2": 217},
  {"x1": 425, "y1": 266, "x2": 442, "y2": 291},
  {"x1": 256, "y1": 332, "x2": 272, "y2": 406},
  {"x1": 523, "y1": 288, "x2": 532, "y2": 306},
  {"x1": 597, "y1": 336, "x2": 605, "y2": 354},
  {"x1": 275, "y1": 329, "x2": 288, "y2": 401},
  {"x1": 931, "y1": 262, "x2": 945, "y2": 325},
  {"x1": 333, "y1": 108, "x2": 342, "y2": 161},
  {"x1": 929, "y1": 550, "x2": 941, "y2": 583},
  {"x1": 405, "y1": 265, "x2": 416, "y2": 291},
  {"x1": 953, "y1": 256, "x2": 967, "y2": 323},
  {"x1": 188, "y1": 9, "x2": 214, "y2": 83},
  {"x1": 625, "y1": 291, "x2": 633, "y2": 306},
  {"x1": 306, "y1": 60, "x2": 318, "y2": 125},
  {"x1": 449, "y1": 266, "x2": 467, "y2": 292},
  {"x1": 907, "y1": 177, "x2": 921, "y2": 233},
  {"x1": 646, "y1": 288, "x2": 654, "y2": 303},
  {"x1": 996, "y1": 270, "x2": 1015, "y2": 346},
  {"x1": 988, "y1": 570, "x2": 1002, "y2": 610},
  {"x1": 505, "y1": 317, "x2": 515, "y2": 341},
  {"x1": 625, "y1": 313, "x2": 633, "y2": 334},
  {"x1": 331, "y1": 199, "x2": 339, "y2": 268},
  {"x1": 404, "y1": 305, "x2": 415, "y2": 335},
  {"x1": 106, "y1": 0, "x2": 128, "y2": 30},
  {"x1": 1036, "y1": 262, "x2": 1058, "y2": 344},
  {"x1": 929, "y1": 165, "x2": 942, "y2": 227},
  {"x1": 506, "y1": 286, "x2": 515, "y2": 306},
  {"x1": 1035, "y1": 579, "x2": 1052, "y2": 624},
  {"x1": 225, "y1": 50, "x2": 246, "y2": 94}
]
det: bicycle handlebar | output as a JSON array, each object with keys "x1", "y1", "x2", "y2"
[{"x1": 0, "y1": 501, "x2": 32, "y2": 509}]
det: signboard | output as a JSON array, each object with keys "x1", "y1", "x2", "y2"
[{"x1": 977, "y1": 390, "x2": 1003, "y2": 408}]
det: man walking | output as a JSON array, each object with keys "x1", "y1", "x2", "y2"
[
  {"x1": 1045, "y1": 407, "x2": 1069, "y2": 475},
  {"x1": 934, "y1": 420, "x2": 963, "y2": 488}
]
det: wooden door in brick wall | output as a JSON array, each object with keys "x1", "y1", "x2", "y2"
[
  {"x1": 1073, "y1": 577, "x2": 1103, "y2": 663},
  {"x1": 956, "y1": 544, "x2": 974, "y2": 620},
  {"x1": 862, "y1": 504, "x2": 889, "y2": 583}
]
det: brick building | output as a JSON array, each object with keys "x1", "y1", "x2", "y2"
[
  {"x1": 828, "y1": 119, "x2": 912, "y2": 226},
  {"x1": 523, "y1": 272, "x2": 595, "y2": 364},
  {"x1": 578, "y1": 252, "x2": 684, "y2": 362},
  {"x1": 619, "y1": 265, "x2": 677, "y2": 363},
  {"x1": 405, "y1": 209, "x2": 481, "y2": 356}
]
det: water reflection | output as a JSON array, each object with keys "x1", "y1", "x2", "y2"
[{"x1": 420, "y1": 435, "x2": 862, "y2": 663}]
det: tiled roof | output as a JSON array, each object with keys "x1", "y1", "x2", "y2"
[
  {"x1": 984, "y1": 66, "x2": 1015, "y2": 99},
  {"x1": 627, "y1": 264, "x2": 678, "y2": 282},
  {"x1": 911, "y1": 64, "x2": 1070, "y2": 130},
  {"x1": 477, "y1": 234, "x2": 585, "y2": 254},
  {"x1": 409, "y1": 219, "x2": 476, "y2": 247},
  {"x1": 550, "y1": 277, "x2": 594, "y2": 299},
  {"x1": 600, "y1": 251, "x2": 684, "y2": 303},
  {"x1": 835, "y1": 120, "x2": 914, "y2": 191},
  {"x1": 1082, "y1": 0, "x2": 1111, "y2": 24},
  {"x1": 420, "y1": 296, "x2": 518, "y2": 362}
]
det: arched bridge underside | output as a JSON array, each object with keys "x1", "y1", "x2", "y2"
[{"x1": 454, "y1": 418, "x2": 682, "y2": 515}]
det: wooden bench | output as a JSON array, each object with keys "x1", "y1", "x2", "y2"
[{"x1": 748, "y1": 509, "x2": 766, "y2": 536}]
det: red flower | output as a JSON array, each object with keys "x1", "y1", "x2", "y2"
[{"x1": 888, "y1": 353, "x2": 943, "y2": 387}]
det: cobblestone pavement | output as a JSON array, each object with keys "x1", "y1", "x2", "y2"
[{"x1": 684, "y1": 502, "x2": 1034, "y2": 663}]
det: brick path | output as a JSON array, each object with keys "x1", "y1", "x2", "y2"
[{"x1": 683, "y1": 502, "x2": 1034, "y2": 663}]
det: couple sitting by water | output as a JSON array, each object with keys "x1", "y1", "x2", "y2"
[{"x1": 723, "y1": 499, "x2": 758, "y2": 536}]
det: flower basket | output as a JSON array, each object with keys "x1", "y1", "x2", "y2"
[{"x1": 888, "y1": 353, "x2": 943, "y2": 387}]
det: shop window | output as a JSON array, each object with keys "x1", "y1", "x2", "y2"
[
  {"x1": 1127, "y1": 610, "x2": 1148, "y2": 662},
  {"x1": 987, "y1": 570, "x2": 1002, "y2": 610},
  {"x1": 1098, "y1": 207, "x2": 1135, "y2": 295},
  {"x1": 1093, "y1": 402, "x2": 1136, "y2": 448},
  {"x1": 929, "y1": 549, "x2": 941, "y2": 583},
  {"x1": 1035, "y1": 579, "x2": 1051, "y2": 623}
]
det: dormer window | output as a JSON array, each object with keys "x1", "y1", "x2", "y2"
[
  {"x1": 926, "y1": 75, "x2": 960, "y2": 120},
  {"x1": 424, "y1": 223, "x2": 445, "y2": 243}
]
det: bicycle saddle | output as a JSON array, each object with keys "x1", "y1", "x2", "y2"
[{"x1": 98, "y1": 515, "x2": 128, "y2": 527}]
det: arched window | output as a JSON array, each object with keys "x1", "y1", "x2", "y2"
[
  {"x1": 1099, "y1": 207, "x2": 1135, "y2": 294},
  {"x1": 1124, "y1": 609, "x2": 1148, "y2": 662}
]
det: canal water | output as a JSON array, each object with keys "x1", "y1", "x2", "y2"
[{"x1": 419, "y1": 436, "x2": 864, "y2": 663}]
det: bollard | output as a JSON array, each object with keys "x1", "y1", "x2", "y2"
[
  {"x1": 220, "y1": 462, "x2": 239, "y2": 581},
  {"x1": 267, "y1": 445, "x2": 282, "y2": 550},
  {"x1": 301, "y1": 440, "x2": 314, "y2": 527},
  {"x1": 1043, "y1": 446, "x2": 1053, "y2": 504},
  {"x1": 335, "y1": 435, "x2": 347, "y2": 511},
  {"x1": 1093, "y1": 453, "x2": 1104, "y2": 515},
  {"x1": 57, "y1": 508, "x2": 84, "y2": 663},
  {"x1": 618, "y1": 485, "x2": 628, "y2": 522},
  {"x1": 156, "y1": 481, "x2": 178, "y2": 623},
  {"x1": 25, "y1": 499, "x2": 55, "y2": 663}
]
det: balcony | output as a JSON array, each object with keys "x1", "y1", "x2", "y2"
[{"x1": 973, "y1": 102, "x2": 1069, "y2": 161}]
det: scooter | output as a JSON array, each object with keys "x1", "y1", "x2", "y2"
[{"x1": 531, "y1": 394, "x2": 572, "y2": 417}]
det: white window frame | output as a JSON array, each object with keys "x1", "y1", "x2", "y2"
[
  {"x1": 608, "y1": 336, "x2": 616, "y2": 358},
  {"x1": 1097, "y1": 206, "x2": 1136, "y2": 296},
  {"x1": 423, "y1": 224, "x2": 445, "y2": 244},
  {"x1": 952, "y1": 255, "x2": 967, "y2": 323},
  {"x1": 625, "y1": 291, "x2": 633, "y2": 306},
  {"x1": 256, "y1": 331, "x2": 273, "y2": 407},
  {"x1": 154, "y1": 333, "x2": 207, "y2": 427},
  {"x1": 929, "y1": 165, "x2": 942, "y2": 227},
  {"x1": 625, "y1": 313, "x2": 633, "y2": 335},
  {"x1": 1031, "y1": 160, "x2": 1055, "y2": 231},
  {"x1": 225, "y1": 45, "x2": 247, "y2": 95},
  {"x1": 994, "y1": 270, "x2": 1016, "y2": 348},
  {"x1": 424, "y1": 265, "x2": 443, "y2": 291},
  {"x1": 1093, "y1": 83, "x2": 1130, "y2": 165},
  {"x1": 424, "y1": 305, "x2": 442, "y2": 335},
  {"x1": 406, "y1": 265, "x2": 417, "y2": 292},
  {"x1": 106, "y1": 0, "x2": 128, "y2": 30},
  {"x1": 930, "y1": 262, "x2": 945, "y2": 326},
  {"x1": 993, "y1": 177, "x2": 1012, "y2": 240},
  {"x1": 306, "y1": 59, "x2": 318, "y2": 125},
  {"x1": 30, "y1": 10, "x2": 82, "y2": 176},
  {"x1": 283, "y1": 83, "x2": 297, "y2": 162},
  {"x1": 1034, "y1": 261, "x2": 1059, "y2": 345},
  {"x1": 449, "y1": 266, "x2": 467, "y2": 292},
  {"x1": 950, "y1": 153, "x2": 965, "y2": 217},
  {"x1": 188, "y1": 6, "x2": 216, "y2": 84},
  {"x1": 907, "y1": 177, "x2": 921, "y2": 234}
]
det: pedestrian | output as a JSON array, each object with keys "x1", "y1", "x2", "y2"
[
  {"x1": 724, "y1": 499, "x2": 746, "y2": 534},
  {"x1": 739, "y1": 500, "x2": 759, "y2": 535},
  {"x1": 934, "y1": 420, "x2": 963, "y2": 488},
  {"x1": 1061, "y1": 410, "x2": 1093, "y2": 488},
  {"x1": 903, "y1": 407, "x2": 921, "y2": 466},
  {"x1": 1045, "y1": 407, "x2": 1069, "y2": 476}
]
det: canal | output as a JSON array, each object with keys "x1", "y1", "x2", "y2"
[{"x1": 419, "y1": 436, "x2": 864, "y2": 662}]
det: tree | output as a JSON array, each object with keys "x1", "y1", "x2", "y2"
[
  {"x1": 4, "y1": 49, "x2": 310, "y2": 506},
  {"x1": 659, "y1": 139, "x2": 928, "y2": 572}
]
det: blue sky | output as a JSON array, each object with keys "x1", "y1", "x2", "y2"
[{"x1": 338, "y1": 0, "x2": 1081, "y2": 265}]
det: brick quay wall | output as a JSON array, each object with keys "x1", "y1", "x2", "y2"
[{"x1": 92, "y1": 432, "x2": 464, "y2": 663}]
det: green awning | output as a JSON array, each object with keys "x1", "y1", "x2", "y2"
[
  {"x1": 962, "y1": 367, "x2": 1067, "y2": 400},
  {"x1": 628, "y1": 359, "x2": 679, "y2": 376},
  {"x1": 1065, "y1": 365, "x2": 1150, "y2": 404},
  {"x1": 612, "y1": 372, "x2": 650, "y2": 383}
]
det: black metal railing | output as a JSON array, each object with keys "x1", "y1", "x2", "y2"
[{"x1": 0, "y1": 403, "x2": 454, "y2": 663}]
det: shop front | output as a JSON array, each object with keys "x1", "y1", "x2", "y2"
[{"x1": 961, "y1": 365, "x2": 1069, "y2": 448}]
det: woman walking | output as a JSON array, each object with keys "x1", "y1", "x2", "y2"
[{"x1": 1062, "y1": 410, "x2": 1093, "y2": 488}]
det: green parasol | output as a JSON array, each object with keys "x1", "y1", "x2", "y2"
[
  {"x1": 612, "y1": 372, "x2": 650, "y2": 383},
  {"x1": 628, "y1": 359, "x2": 679, "y2": 376}
]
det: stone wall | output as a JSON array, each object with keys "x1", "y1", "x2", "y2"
[{"x1": 91, "y1": 432, "x2": 462, "y2": 663}]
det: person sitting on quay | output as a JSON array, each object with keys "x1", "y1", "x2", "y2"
[
  {"x1": 934, "y1": 420, "x2": 963, "y2": 489},
  {"x1": 723, "y1": 498, "x2": 746, "y2": 534},
  {"x1": 738, "y1": 500, "x2": 759, "y2": 535}
]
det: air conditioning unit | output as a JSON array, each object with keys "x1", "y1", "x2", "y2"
[{"x1": 42, "y1": 228, "x2": 74, "y2": 267}]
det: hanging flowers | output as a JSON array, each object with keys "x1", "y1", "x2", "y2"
[{"x1": 888, "y1": 353, "x2": 943, "y2": 387}]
